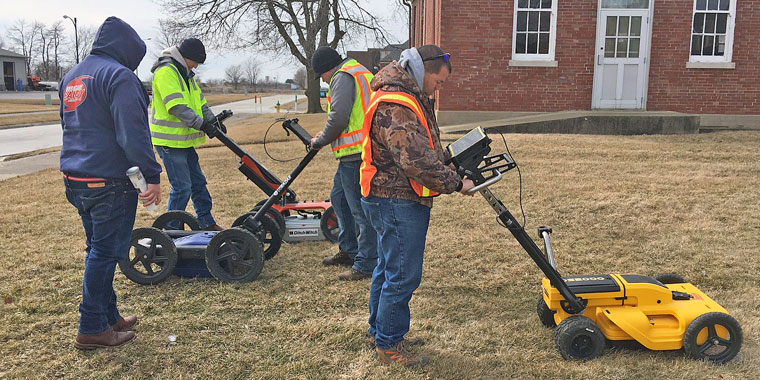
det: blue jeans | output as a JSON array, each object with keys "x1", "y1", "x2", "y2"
[
  {"x1": 64, "y1": 179, "x2": 137, "y2": 335},
  {"x1": 330, "y1": 160, "x2": 378, "y2": 274},
  {"x1": 156, "y1": 146, "x2": 216, "y2": 228},
  {"x1": 361, "y1": 196, "x2": 430, "y2": 349}
]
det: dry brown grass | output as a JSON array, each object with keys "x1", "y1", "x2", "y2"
[
  {"x1": 0, "y1": 112, "x2": 60, "y2": 127},
  {"x1": 0, "y1": 118, "x2": 758, "y2": 379},
  {"x1": 0, "y1": 103, "x2": 58, "y2": 115},
  {"x1": 0, "y1": 98, "x2": 61, "y2": 106}
]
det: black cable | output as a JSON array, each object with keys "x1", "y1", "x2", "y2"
[
  {"x1": 263, "y1": 113, "x2": 300, "y2": 163},
  {"x1": 485, "y1": 128, "x2": 527, "y2": 229}
]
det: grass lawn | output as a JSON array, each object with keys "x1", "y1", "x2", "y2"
[
  {"x1": 0, "y1": 103, "x2": 58, "y2": 115},
  {"x1": 0, "y1": 115, "x2": 758, "y2": 379}
]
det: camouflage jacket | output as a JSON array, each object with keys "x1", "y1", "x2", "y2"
[{"x1": 364, "y1": 61, "x2": 461, "y2": 208}]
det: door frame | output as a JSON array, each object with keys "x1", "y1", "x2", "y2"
[{"x1": 591, "y1": 0, "x2": 655, "y2": 110}]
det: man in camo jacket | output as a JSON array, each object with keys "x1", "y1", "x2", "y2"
[{"x1": 359, "y1": 44, "x2": 475, "y2": 367}]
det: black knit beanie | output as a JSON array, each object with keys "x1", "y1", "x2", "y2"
[
  {"x1": 178, "y1": 38, "x2": 206, "y2": 64},
  {"x1": 311, "y1": 46, "x2": 343, "y2": 79}
]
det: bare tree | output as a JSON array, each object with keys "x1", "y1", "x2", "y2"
[
  {"x1": 158, "y1": 0, "x2": 391, "y2": 113},
  {"x1": 6, "y1": 19, "x2": 43, "y2": 76},
  {"x1": 293, "y1": 67, "x2": 306, "y2": 89},
  {"x1": 154, "y1": 19, "x2": 185, "y2": 53},
  {"x1": 242, "y1": 56, "x2": 261, "y2": 90},
  {"x1": 76, "y1": 26, "x2": 97, "y2": 63},
  {"x1": 0, "y1": 33, "x2": 5, "y2": 49},
  {"x1": 49, "y1": 21, "x2": 66, "y2": 80},
  {"x1": 225, "y1": 64, "x2": 244, "y2": 90}
]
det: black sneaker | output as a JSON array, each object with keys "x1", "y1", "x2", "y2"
[{"x1": 322, "y1": 250, "x2": 354, "y2": 266}]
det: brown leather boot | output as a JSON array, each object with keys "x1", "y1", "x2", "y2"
[
  {"x1": 203, "y1": 224, "x2": 224, "y2": 231},
  {"x1": 322, "y1": 250, "x2": 353, "y2": 266},
  {"x1": 337, "y1": 268, "x2": 372, "y2": 281},
  {"x1": 111, "y1": 316, "x2": 138, "y2": 332},
  {"x1": 75, "y1": 328, "x2": 136, "y2": 350}
]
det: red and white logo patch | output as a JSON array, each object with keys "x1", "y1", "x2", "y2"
[{"x1": 63, "y1": 75, "x2": 94, "y2": 112}]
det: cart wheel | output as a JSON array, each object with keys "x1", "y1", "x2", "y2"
[
  {"x1": 683, "y1": 312, "x2": 742, "y2": 364},
  {"x1": 205, "y1": 228, "x2": 264, "y2": 283},
  {"x1": 655, "y1": 273, "x2": 686, "y2": 284},
  {"x1": 232, "y1": 213, "x2": 282, "y2": 260},
  {"x1": 119, "y1": 227, "x2": 177, "y2": 285},
  {"x1": 152, "y1": 210, "x2": 201, "y2": 231},
  {"x1": 250, "y1": 205, "x2": 286, "y2": 235},
  {"x1": 554, "y1": 315, "x2": 605, "y2": 360},
  {"x1": 320, "y1": 206, "x2": 339, "y2": 243},
  {"x1": 537, "y1": 296, "x2": 557, "y2": 328}
]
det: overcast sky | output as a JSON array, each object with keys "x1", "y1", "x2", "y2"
[{"x1": 0, "y1": 0, "x2": 408, "y2": 82}]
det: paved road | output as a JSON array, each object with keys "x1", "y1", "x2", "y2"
[{"x1": 0, "y1": 94, "x2": 301, "y2": 180}]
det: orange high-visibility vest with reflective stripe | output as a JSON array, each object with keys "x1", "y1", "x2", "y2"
[
  {"x1": 360, "y1": 90, "x2": 440, "y2": 198},
  {"x1": 327, "y1": 59, "x2": 373, "y2": 159}
]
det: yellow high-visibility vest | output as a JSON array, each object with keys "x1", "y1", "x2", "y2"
[
  {"x1": 327, "y1": 59, "x2": 373, "y2": 158},
  {"x1": 360, "y1": 90, "x2": 440, "y2": 198},
  {"x1": 150, "y1": 62, "x2": 206, "y2": 148}
]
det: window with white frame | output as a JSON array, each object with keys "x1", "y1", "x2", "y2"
[
  {"x1": 690, "y1": 0, "x2": 736, "y2": 63},
  {"x1": 512, "y1": 0, "x2": 558, "y2": 62}
]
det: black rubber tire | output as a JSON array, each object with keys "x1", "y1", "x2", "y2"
[
  {"x1": 683, "y1": 312, "x2": 743, "y2": 364},
  {"x1": 655, "y1": 273, "x2": 687, "y2": 284},
  {"x1": 554, "y1": 315, "x2": 605, "y2": 360},
  {"x1": 320, "y1": 206, "x2": 339, "y2": 243},
  {"x1": 537, "y1": 296, "x2": 557, "y2": 328},
  {"x1": 205, "y1": 228, "x2": 264, "y2": 283},
  {"x1": 119, "y1": 227, "x2": 177, "y2": 285},
  {"x1": 152, "y1": 210, "x2": 201, "y2": 231},
  {"x1": 232, "y1": 213, "x2": 282, "y2": 260},
  {"x1": 250, "y1": 205, "x2": 286, "y2": 236}
]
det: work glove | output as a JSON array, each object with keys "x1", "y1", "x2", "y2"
[{"x1": 199, "y1": 120, "x2": 218, "y2": 139}]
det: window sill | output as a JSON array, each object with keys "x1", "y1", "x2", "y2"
[
  {"x1": 509, "y1": 60, "x2": 558, "y2": 67},
  {"x1": 685, "y1": 61, "x2": 736, "y2": 69}
]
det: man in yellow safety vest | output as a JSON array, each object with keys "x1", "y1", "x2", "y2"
[
  {"x1": 309, "y1": 46, "x2": 378, "y2": 281},
  {"x1": 149, "y1": 38, "x2": 224, "y2": 231}
]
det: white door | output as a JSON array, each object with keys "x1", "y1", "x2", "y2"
[{"x1": 592, "y1": 3, "x2": 652, "y2": 109}]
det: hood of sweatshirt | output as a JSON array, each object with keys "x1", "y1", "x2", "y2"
[
  {"x1": 89, "y1": 16, "x2": 146, "y2": 71},
  {"x1": 369, "y1": 60, "x2": 423, "y2": 98},
  {"x1": 151, "y1": 46, "x2": 189, "y2": 73}
]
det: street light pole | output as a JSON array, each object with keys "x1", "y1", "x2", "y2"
[{"x1": 63, "y1": 15, "x2": 79, "y2": 64}]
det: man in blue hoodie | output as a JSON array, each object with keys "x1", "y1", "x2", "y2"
[{"x1": 59, "y1": 16, "x2": 162, "y2": 350}]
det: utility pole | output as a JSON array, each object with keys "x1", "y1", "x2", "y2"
[{"x1": 63, "y1": 15, "x2": 79, "y2": 64}]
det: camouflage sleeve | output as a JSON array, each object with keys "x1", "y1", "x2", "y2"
[{"x1": 376, "y1": 103, "x2": 461, "y2": 194}]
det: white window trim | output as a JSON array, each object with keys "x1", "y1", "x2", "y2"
[
  {"x1": 511, "y1": 0, "x2": 558, "y2": 64},
  {"x1": 688, "y1": 0, "x2": 737, "y2": 64}
]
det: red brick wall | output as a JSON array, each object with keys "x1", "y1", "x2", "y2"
[
  {"x1": 418, "y1": 0, "x2": 759, "y2": 114},
  {"x1": 647, "y1": 1, "x2": 760, "y2": 114},
  {"x1": 435, "y1": 0, "x2": 597, "y2": 112}
]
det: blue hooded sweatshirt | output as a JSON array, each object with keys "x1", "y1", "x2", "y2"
[{"x1": 59, "y1": 16, "x2": 161, "y2": 184}]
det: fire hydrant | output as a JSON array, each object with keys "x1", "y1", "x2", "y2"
[{"x1": 275, "y1": 101, "x2": 280, "y2": 113}]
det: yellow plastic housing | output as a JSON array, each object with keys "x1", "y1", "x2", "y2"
[{"x1": 542, "y1": 274, "x2": 729, "y2": 350}]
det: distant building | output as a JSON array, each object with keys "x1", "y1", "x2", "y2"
[
  {"x1": 348, "y1": 41, "x2": 409, "y2": 74},
  {"x1": 1, "y1": 48, "x2": 27, "y2": 91}
]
